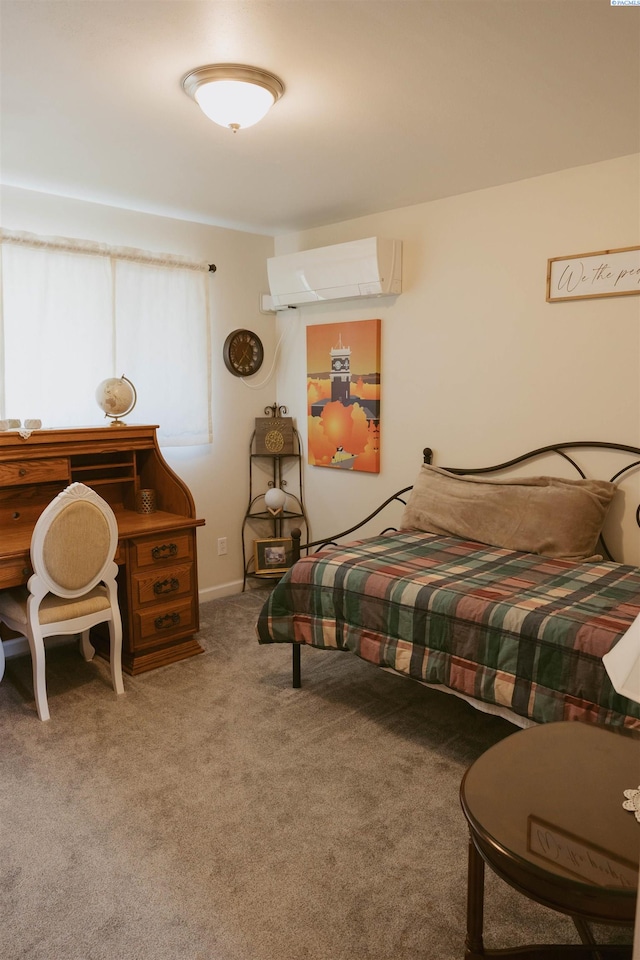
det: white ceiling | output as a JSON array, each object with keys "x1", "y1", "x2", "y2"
[{"x1": 1, "y1": 0, "x2": 639, "y2": 236}]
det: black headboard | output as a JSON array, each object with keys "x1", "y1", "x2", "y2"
[{"x1": 291, "y1": 440, "x2": 640, "y2": 563}]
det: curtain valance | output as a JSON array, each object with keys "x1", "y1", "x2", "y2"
[{"x1": 0, "y1": 229, "x2": 210, "y2": 273}]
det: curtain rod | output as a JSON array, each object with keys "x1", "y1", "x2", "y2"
[{"x1": 0, "y1": 228, "x2": 214, "y2": 273}]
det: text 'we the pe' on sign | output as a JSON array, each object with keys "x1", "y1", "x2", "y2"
[{"x1": 547, "y1": 245, "x2": 640, "y2": 302}]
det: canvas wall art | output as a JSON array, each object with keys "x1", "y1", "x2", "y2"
[{"x1": 306, "y1": 318, "x2": 381, "y2": 473}]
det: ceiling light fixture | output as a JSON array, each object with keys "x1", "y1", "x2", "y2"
[{"x1": 182, "y1": 64, "x2": 284, "y2": 132}]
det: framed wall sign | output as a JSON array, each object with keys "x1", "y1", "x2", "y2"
[
  {"x1": 528, "y1": 816, "x2": 638, "y2": 888},
  {"x1": 547, "y1": 245, "x2": 640, "y2": 302}
]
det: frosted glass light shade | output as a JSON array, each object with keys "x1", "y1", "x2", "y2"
[
  {"x1": 183, "y1": 64, "x2": 284, "y2": 132},
  {"x1": 196, "y1": 81, "x2": 275, "y2": 129}
]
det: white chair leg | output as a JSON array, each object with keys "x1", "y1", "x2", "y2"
[
  {"x1": 27, "y1": 627, "x2": 50, "y2": 722},
  {"x1": 108, "y1": 616, "x2": 124, "y2": 696},
  {"x1": 79, "y1": 629, "x2": 95, "y2": 661}
]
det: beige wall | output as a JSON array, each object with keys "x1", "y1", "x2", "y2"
[
  {"x1": 1, "y1": 185, "x2": 276, "y2": 597},
  {"x1": 274, "y1": 155, "x2": 640, "y2": 564},
  {"x1": 3, "y1": 155, "x2": 639, "y2": 586}
]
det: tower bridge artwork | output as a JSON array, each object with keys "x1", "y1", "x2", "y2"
[{"x1": 306, "y1": 318, "x2": 381, "y2": 473}]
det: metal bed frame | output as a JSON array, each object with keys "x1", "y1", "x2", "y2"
[{"x1": 288, "y1": 441, "x2": 640, "y2": 688}]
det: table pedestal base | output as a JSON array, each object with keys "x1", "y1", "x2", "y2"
[{"x1": 465, "y1": 838, "x2": 633, "y2": 960}]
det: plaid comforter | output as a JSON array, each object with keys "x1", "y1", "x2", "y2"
[{"x1": 257, "y1": 531, "x2": 640, "y2": 728}]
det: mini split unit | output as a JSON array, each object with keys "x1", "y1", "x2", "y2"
[{"x1": 266, "y1": 237, "x2": 402, "y2": 310}]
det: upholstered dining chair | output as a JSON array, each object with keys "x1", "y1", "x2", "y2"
[{"x1": 0, "y1": 482, "x2": 124, "y2": 721}]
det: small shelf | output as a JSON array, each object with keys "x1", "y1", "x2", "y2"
[
  {"x1": 71, "y1": 459, "x2": 134, "y2": 469},
  {"x1": 70, "y1": 452, "x2": 136, "y2": 484},
  {"x1": 74, "y1": 476, "x2": 136, "y2": 487},
  {"x1": 71, "y1": 460, "x2": 135, "y2": 470},
  {"x1": 250, "y1": 453, "x2": 296, "y2": 460},
  {"x1": 242, "y1": 418, "x2": 308, "y2": 590},
  {"x1": 247, "y1": 510, "x2": 305, "y2": 521}
]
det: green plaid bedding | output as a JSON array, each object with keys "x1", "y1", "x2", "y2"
[{"x1": 257, "y1": 531, "x2": 640, "y2": 728}]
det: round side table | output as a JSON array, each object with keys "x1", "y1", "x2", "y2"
[{"x1": 460, "y1": 721, "x2": 639, "y2": 959}]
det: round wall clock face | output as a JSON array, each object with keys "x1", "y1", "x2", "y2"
[{"x1": 223, "y1": 329, "x2": 264, "y2": 378}]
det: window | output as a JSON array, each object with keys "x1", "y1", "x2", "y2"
[{"x1": 0, "y1": 230, "x2": 212, "y2": 446}]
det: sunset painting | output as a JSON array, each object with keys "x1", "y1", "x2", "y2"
[{"x1": 306, "y1": 318, "x2": 381, "y2": 473}]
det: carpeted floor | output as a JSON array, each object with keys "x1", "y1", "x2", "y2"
[{"x1": 0, "y1": 589, "x2": 633, "y2": 959}]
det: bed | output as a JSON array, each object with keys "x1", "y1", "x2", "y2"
[{"x1": 256, "y1": 442, "x2": 640, "y2": 730}]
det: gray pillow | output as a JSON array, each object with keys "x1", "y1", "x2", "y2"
[{"x1": 400, "y1": 464, "x2": 616, "y2": 561}]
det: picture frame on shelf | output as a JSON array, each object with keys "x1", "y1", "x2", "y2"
[{"x1": 253, "y1": 537, "x2": 294, "y2": 575}]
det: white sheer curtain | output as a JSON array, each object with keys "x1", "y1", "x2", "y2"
[
  {"x1": 0, "y1": 231, "x2": 211, "y2": 446},
  {"x1": 1, "y1": 243, "x2": 114, "y2": 427},
  {"x1": 114, "y1": 259, "x2": 211, "y2": 446}
]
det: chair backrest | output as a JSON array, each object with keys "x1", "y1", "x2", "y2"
[{"x1": 30, "y1": 482, "x2": 119, "y2": 599}]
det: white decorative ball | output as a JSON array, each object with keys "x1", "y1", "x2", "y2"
[{"x1": 265, "y1": 487, "x2": 287, "y2": 511}]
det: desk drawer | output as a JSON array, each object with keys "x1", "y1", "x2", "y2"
[
  {"x1": 0, "y1": 458, "x2": 69, "y2": 487},
  {"x1": 0, "y1": 557, "x2": 33, "y2": 588},
  {"x1": 131, "y1": 562, "x2": 193, "y2": 606},
  {"x1": 132, "y1": 598, "x2": 196, "y2": 649},
  {"x1": 132, "y1": 531, "x2": 194, "y2": 569}
]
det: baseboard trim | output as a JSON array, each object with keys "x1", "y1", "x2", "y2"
[
  {"x1": 4, "y1": 634, "x2": 71, "y2": 660},
  {"x1": 198, "y1": 580, "x2": 244, "y2": 603},
  {"x1": 4, "y1": 581, "x2": 250, "y2": 660}
]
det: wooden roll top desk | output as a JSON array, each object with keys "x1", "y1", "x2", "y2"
[{"x1": 0, "y1": 425, "x2": 205, "y2": 674}]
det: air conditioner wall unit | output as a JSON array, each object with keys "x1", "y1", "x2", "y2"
[{"x1": 267, "y1": 237, "x2": 402, "y2": 310}]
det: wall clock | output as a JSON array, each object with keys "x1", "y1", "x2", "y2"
[{"x1": 223, "y1": 329, "x2": 264, "y2": 378}]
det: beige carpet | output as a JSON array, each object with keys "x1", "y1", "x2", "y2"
[{"x1": 0, "y1": 589, "x2": 632, "y2": 959}]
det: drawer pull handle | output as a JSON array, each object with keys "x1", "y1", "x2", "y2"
[
  {"x1": 22, "y1": 567, "x2": 30, "y2": 578},
  {"x1": 151, "y1": 543, "x2": 178, "y2": 560},
  {"x1": 155, "y1": 612, "x2": 181, "y2": 629},
  {"x1": 154, "y1": 577, "x2": 179, "y2": 595},
  {"x1": 19, "y1": 468, "x2": 27, "y2": 477}
]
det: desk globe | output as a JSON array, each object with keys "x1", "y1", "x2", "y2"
[{"x1": 96, "y1": 376, "x2": 137, "y2": 426}]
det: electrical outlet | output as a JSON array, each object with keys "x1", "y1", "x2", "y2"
[{"x1": 217, "y1": 536, "x2": 227, "y2": 556}]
